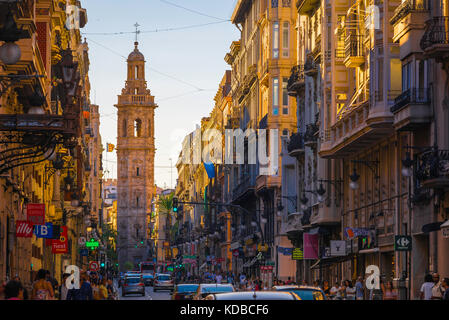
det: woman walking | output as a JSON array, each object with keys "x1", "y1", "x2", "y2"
[{"x1": 32, "y1": 269, "x2": 54, "y2": 300}]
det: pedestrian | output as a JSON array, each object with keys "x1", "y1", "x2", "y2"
[
  {"x1": 107, "y1": 278, "x2": 116, "y2": 300},
  {"x1": 31, "y1": 269, "x2": 54, "y2": 300},
  {"x1": 302, "y1": 279, "x2": 308, "y2": 286},
  {"x1": 322, "y1": 280, "x2": 330, "y2": 298},
  {"x1": 383, "y1": 281, "x2": 398, "y2": 300},
  {"x1": 355, "y1": 276, "x2": 364, "y2": 300},
  {"x1": 215, "y1": 272, "x2": 222, "y2": 284},
  {"x1": 345, "y1": 280, "x2": 356, "y2": 300},
  {"x1": 67, "y1": 273, "x2": 93, "y2": 300},
  {"x1": 45, "y1": 270, "x2": 59, "y2": 295},
  {"x1": 4, "y1": 280, "x2": 24, "y2": 300},
  {"x1": 420, "y1": 274, "x2": 434, "y2": 300},
  {"x1": 99, "y1": 278, "x2": 108, "y2": 300},
  {"x1": 431, "y1": 273, "x2": 445, "y2": 300},
  {"x1": 442, "y1": 278, "x2": 449, "y2": 300},
  {"x1": 59, "y1": 273, "x2": 70, "y2": 300},
  {"x1": 330, "y1": 281, "x2": 341, "y2": 300},
  {"x1": 338, "y1": 280, "x2": 346, "y2": 299}
]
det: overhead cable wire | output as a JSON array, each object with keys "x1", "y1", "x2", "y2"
[{"x1": 159, "y1": 0, "x2": 229, "y2": 21}]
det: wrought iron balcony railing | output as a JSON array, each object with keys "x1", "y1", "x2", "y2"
[
  {"x1": 415, "y1": 148, "x2": 449, "y2": 185},
  {"x1": 287, "y1": 132, "x2": 304, "y2": 154},
  {"x1": 345, "y1": 34, "x2": 364, "y2": 59},
  {"x1": 420, "y1": 16, "x2": 449, "y2": 50},
  {"x1": 303, "y1": 123, "x2": 319, "y2": 145},
  {"x1": 390, "y1": 0, "x2": 430, "y2": 25},
  {"x1": 390, "y1": 88, "x2": 430, "y2": 113},
  {"x1": 287, "y1": 64, "x2": 305, "y2": 96}
]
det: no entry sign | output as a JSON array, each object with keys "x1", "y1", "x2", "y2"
[{"x1": 89, "y1": 261, "x2": 99, "y2": 272}]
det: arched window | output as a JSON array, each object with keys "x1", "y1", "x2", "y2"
[
  {"x1": 123, "y1": 119, "x2": 127, "y2": 137},
  {"x1": 134, "y1": 119, "x2": 142, "y2": 137},
  {"x1": 134, "y1": 88, "x2": 138, "y2": 95},
  {"x1": 148, "y1": 120, "x2": 151, "y2": 136},
  {"x1": 135, "y1": 66, "x2": 139, "y2": 79}
]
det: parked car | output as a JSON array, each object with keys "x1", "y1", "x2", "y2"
[
  {"x1": 153, "y1": 274, "x2": 174, "y2": 292},
  {"x1": 122, "y1": 276, "x2": 145, "y2": 297},
  {"x1": 193, "y1": 283, "x2": 235, "y2": 300},
  {"x1": 205, "y1": 291, "x2": 300, "y2": 300},
  {"x1": 272, "y1": 285, "x2": 326, "y2": 300},
  {"x1": 171, "y1": 284, "x2": 199, "y2": 300}
]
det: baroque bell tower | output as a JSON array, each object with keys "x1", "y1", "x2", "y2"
[{"x1": 115, "y1": 38, "x2": 156, "y2": 268}]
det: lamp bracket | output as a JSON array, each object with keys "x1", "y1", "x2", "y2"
[{"x1": 351, "y1": 160, "x2": 380, "y2": 179}]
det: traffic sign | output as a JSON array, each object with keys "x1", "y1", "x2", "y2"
[
  {"x1": 78, "y1": 237, "x2": 86, "y2": 246},
  {"x1": 394, "y1": 235, "x2": 412, "y2": 251},
  {"x1": 89, "y1": 261, "x2": 99, "y2": 271}
]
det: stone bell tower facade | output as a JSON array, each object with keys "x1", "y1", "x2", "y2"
[{"x1": 115, "y1": 41, "x2": 156, "y2": 268}]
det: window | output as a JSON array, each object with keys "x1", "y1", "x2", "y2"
[
  {"x1": 282, "y1": 77, "x2": 289, "y2": 114},
  {"x1": 273, "y1": 22, "x2": 279, "y2": 59},
  {"x1": 136, "y1": 196, "x2": 139, "y2": 207},
  {"x1": 148, "y1": 120, "x2": 151, "y2": 136},
  {"x1": 136, "y1": 167, "x2": 140, "y2": 176},
  {"x1": 135, "y1": 88, "x2": 138, "y2": 95},
  {"x1": 123, "y1": 119, "x2": 127, "y2": 137},
  {"x1": 135, "y1": 66, "x2": 139, "y2": 79},
  {"x1": 273, "y1": 77, "x2": 279, "y2": 115},
  {"x1": 282, "y1": 22, "x2": 289, "y2": 57},
  {"x1": 272, "y1": 0, "x2": 278, "y2": 8},
  {"x1": 134, "y1": 119, "x2": 142, "y2": 137},
  {"x1": 282, "y1": 129, "x2": 289, "y2": 137},
  {"x1": 402, "y1": 62, "x2": 411, "y2": 91}
]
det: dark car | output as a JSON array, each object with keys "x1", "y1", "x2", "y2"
[
  {"x1": 272, "y1": 285, "x2": 326, "y2": 300},
  {"x1": 171, "y1": 284, "x2": 199, "y2": 300},
  {"x1": 122, "y1": 276, "x2": 145, "y2": 297},
  {"x1": 142, "y1": 273, "x2": 154, "y2": 286}
]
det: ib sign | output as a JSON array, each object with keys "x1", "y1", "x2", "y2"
[{"x1": 34, "y1": 223, "x2": 53, "y2": 239}]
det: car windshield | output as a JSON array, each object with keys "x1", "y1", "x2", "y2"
[
  {"x1": 158, "y1": 275, "x2": 171, "y2": 280},
  {"x1": 202, "y1": 286, "x2": 233, "y2": 293},
  {"x1": 125, "y1": 278, "x2": 141, "y2": 284},
  {"x1": 280, "y1": 289, "x2": 324, "y2": 300},
  {"x1": 177, "y1": 285, "x2": 199, "y2": 293}
]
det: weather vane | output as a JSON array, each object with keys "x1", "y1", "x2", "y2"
[{"x1": 134, "y1": 22, "x2": 140, "y2": 43}]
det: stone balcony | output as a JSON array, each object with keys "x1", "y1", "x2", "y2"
[
  {"x1": 344, "y1": 34, "x2": 365, "y2": 68},
  {"x1": 390, "y1": 88, "x2": 431, "y2": 131},
  {"x1": 391, "y1": 0, "x2": 430, "y2": 60}
]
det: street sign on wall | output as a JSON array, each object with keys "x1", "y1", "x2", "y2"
[
  {"x1": 330, "y1": 240, "x2": 347, "y2": 256},
  {"x1": 89, "y1": 261, "x2": 99, "y2": 271},
  {"x1": 394, "y1": 236, "x2": 412, "y2": 251},
  {"x1": 26, "y1": 204, "x2": 45, "y2": 225}
]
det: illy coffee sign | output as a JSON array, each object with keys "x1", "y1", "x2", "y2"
[{"x1": 16, "y1": 221, "x2": 34, "y2": 238}]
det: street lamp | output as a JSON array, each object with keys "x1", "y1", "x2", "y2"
[
  {"x1": 401, "y1": 152, "x2": 413, "y2": 177},
  {"x1": 0, "y1": 10, "x2": 29, "y2": 65},
  {"x1": 349, "y1": 168, "x2": 360, "y2": 190}
]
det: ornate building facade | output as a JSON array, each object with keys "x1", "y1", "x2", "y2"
[{"x1": 115, "y1": 41, "x2": 156, "y2": 268}]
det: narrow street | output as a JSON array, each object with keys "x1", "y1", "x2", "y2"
[{"x1": 114, "y1": 281, "x2": 171, "y2": 301}]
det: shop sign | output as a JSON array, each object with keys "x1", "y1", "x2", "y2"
[
  {"x1": 265, "y1": 261, "x2": 275, "y2": 266},
  {"x1": 26, "y1": 203, "x2": 45, "y2": 225},
  {"x1": 86, "y1": 238, "x2": 99, "y2": 250},
  {"x1": 34, "y1": 223, "x2": 53, "y2": 239},
  {"x1": 260, "y1": 266, "x2": 273, "y2": 272},
  {"x1": 16, "y1": 221, "x2": 33, "y2": 238},
  {"x1": 303, "y1": 233, "x2": 319, "y2": 259},
  {"x1": 323, "y1": 247, "x2": 331, "y2": 258},
  {"x1": 51, "y1": 226, "x2": 68, "y2": 254},
  {"x1": 292, "y1": 248, "x2": 303, "y2": 260},
  {"x1": 344, "y1": 227, "x2": 369, "y2": 240},
  {"x1": 232, "y1": 249, "x2": 239, "y2": 257},
  {"x1": 394, "y1": 235, "x2": 412, "y2": 251},
  {"x1": 330, "y1": 240, "x2": 347, "y2": 256},
  {"x1": 277, "y1": 247, "x2": 293, "y2": 255},
  {"x1": 441, "y1": 221, "x2": 449, "y2": 239}
]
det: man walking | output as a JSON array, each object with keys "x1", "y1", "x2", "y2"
[
  {"x1": 442, "y1": 278, "x2": 449, "y2": 300},
  {"x1": 355, "y1": 276, "x2": 364, "y2": 300},
  {"x1": 215, "y1": 272, "x2": 223, "y2": 284},
  {"x1": 431, "y1": 273, "x2": 444, "y2": 300}
]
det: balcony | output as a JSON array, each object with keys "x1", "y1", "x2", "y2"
[
  {"x1": 232, "y1": 169, "x2": 257, "y2": 203},
  {"x1": 390, "y1": 88, "x2": 431, "y2": 131},
  {"x1": 304, "y1": 57, "x2": 318, "y2": 77},
  {"x1": 303, "y1": 123, "x2": 319, "y2": 147},
  {"x1": 416, "y1": 148, "x2": 449, "y2": 189},
  {"x1": 287, "y1": 132, "x2": 304, "y2": 157},
  {"x1": 296, "y1": 0, "x2": 320, "y2": 16},
  {"x1": 391, "y1": 0, "x2": 429, "y2": 26},
  {"x1": 344, "y1": 34, "x2": 365, "y2": 68},
  {"x1": 420, "y1": 16, "x2": 449, "y2": 60},
  {"x1": 287, "y1": 65, "x2": 305, "y2": 97}
]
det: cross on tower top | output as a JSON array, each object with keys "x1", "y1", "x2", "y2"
[{"x1": 134, "y1": 22, "x2": 141, "y2": 45}]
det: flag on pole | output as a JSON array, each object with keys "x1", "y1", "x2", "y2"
[{"x1": 107, "y1": 143, "x2": 115, "y2": 152}]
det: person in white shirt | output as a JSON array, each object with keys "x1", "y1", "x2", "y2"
[
  {"x1": 215, "y1": 273, "x2": 222, "y2": 284},
  {"x1": 330, "y1": 282, "x2": 341, "y2": 300},
  {"x1": 420, "y1": 274, "x2": 434, "y2": 300}
]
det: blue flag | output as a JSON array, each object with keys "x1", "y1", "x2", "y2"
[{"x1": 203, "y1": 162, "x2": 215, "y2": 179}]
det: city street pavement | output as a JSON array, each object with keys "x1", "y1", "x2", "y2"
[{"x1": 114, "y1": 281, "x2": 172, "y2": 300}]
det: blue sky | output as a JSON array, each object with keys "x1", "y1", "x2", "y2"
[{"x1": 81, "y1": 0, "x2": 239, "y2": 188}]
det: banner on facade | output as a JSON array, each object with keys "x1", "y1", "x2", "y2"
[
  {"x1": 34, "y1": 223, "x2": 53, "y2": 239},
  {"x1": 16, "y1": 220, "x2": 34, "y2": 238},
  {"x1": 277, "y1": 247, "x2": 293, "y2": 255},
  {"x1": 26, "y1": 203, "x2": 45, "y2": 225},
  {"x1": 303, "y1": 233, "x2": 319, "y2": 259},
  {"x1": 52, "y1": 226, "x2": 68, "y2": 254}
]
